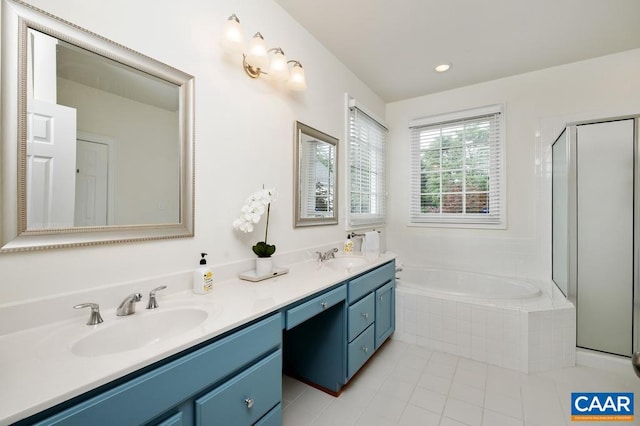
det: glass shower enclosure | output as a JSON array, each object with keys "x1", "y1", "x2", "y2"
[{"x1": 552, "y1": 118, "x2": 637, "y2": 357}]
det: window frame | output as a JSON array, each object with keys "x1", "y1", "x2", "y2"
[
  {"x1": 408, "y1": 104, "x2": 506, "y2": 229},
  {"x1": 347, "y1": 99, "x2": 387, "y2": 229}
]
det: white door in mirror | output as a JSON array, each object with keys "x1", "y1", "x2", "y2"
[{"x1": 27, "y1": 99, "x2": 77, "y2": 229}]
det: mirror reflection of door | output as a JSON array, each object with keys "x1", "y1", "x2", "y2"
[
  {"x1": 26, "y1": 99, "x2": 77, "y2": 229},
  {"x1": 75, "y1": 136, "x2": 110, "y2": 226},
  {"x1": 26, "y1": 30, "x2": 78, "y2": 229}
]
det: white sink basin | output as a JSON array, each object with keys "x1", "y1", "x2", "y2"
[
  {"x1": 71, "y1": 308, "x2": 208, "y2": 357},
  {"x1": 324, "y1": 255, "x2": 368, "y2": 271}
]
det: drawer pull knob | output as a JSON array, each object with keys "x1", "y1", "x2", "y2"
[
  {"x1": 362, "y1": 346, "x2": 369, "y2": 353},
  {"x1": 361, "y1": 312, "x2": 369, "y2": 320},
  {"x1": 321, "y1": 302, "x2": 328, "y2": 309},
  {"x1": 378, "y1": 295, "x2": 383, "y2": 301},
  {"x1": 245, "y1": 398, "x2": 254, "y2": 409}
]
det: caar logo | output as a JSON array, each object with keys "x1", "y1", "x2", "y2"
[{"x1": 571, "y1": 393, "x2": 634, "y2": 422}]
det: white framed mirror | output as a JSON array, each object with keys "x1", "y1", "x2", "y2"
[
  {"x1": 293, "y1": 121, "x2": 338, "y2": 227},
  {"x1": 1, "y1": 0, "x2": 195, "y2": 252}
]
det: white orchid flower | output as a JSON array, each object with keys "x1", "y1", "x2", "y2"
[{"x1": 232, "y1": 186, "x2": 277, "y2": 236}]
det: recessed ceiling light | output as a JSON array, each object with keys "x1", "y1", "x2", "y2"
[{"x1": 434, "y1": 63, "x2": 452, "y2": 73}]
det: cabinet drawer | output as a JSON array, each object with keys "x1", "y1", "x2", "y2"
[
  {"x1": 255, "y1": 403, "x2": 282, "y2": 426},
  {"x1": 155, "y1": 412, "x2": 183, "y2": 426},
  {"x1": 347, "y1": 324, "x2": 375, "y2": 379},
  {"x1": 286, "y1": 285, "x2": 346, "y2": 329},
  {"x1": 348, "y1": 293, "x2": 374, "y2": 342},
  {"x1": 34, "y1": 314, "x2": 281, "y2": 426},
  {"x1": 348, "y1": 261, "x2": 395, "y2": 304},
  {"x1": 195, "y1": 350, "x2": 282, "y2": 426}
]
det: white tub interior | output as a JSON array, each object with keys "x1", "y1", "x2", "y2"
[{"x1": 397, "y1": 267, "x2": 542, "y2": 300}]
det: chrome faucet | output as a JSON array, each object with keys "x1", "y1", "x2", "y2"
[
  {"x1": 316, "y1": 247, "x2": 339, "y2": 262},
  {"x1": 146, "y1": 286, "x2": 167, "y2": 310},
  {"x1": 116, "y1": 293, "x2": 143, "y2": 316}
]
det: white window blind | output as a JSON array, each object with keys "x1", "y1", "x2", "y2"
[
  {"x1": 302, "y1": 140, "x2": 334, "y2": 217},
  {"x1": 348, "y1": 105, "x2": 387, "y2": 227},
  {"x1": 409, "y1": 105, "x2": 505, "y2": 226}
]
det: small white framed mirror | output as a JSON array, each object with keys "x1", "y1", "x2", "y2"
[{"x1": 293, "y1": 121, "x2": 338, "y2": 227}]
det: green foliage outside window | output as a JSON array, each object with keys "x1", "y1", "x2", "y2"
[{"x1": 419, "y1": 121, "x2": 491, "y2": 214}]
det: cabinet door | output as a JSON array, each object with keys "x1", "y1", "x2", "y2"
[{"x1": 375, "y1": 281, "x2": 395, "y2": 349}]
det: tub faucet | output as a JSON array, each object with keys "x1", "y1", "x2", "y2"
[
  {"x1": 395, "y1": 265, "x2": 403, "y2": 280},
  {"x1": 116, "y1": 293, "x2": 142, "y2": 316},
  {"x1": 316, "y1": 248, "x2": 339, "y2": 262}
]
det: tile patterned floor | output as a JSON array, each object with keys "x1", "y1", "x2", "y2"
[{"x1": 282, "y1": 339, "x2": 640, "y2": 426}]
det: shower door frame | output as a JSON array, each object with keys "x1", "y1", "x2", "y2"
[
  {"x1": 635, "y1": 118, "x2": 640, "y2": 355},
  {"x1": 551, "y1": 116, "x2": 639, "y2": 357}
]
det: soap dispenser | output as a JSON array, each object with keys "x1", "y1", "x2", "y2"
[
  {"x1": 193, "y1": 253, "x2": 213, "y2": 295},
  {"x1": 344, "y1": 235, "x2": 354, "y2": 254}
]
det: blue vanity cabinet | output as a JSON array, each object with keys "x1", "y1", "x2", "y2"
[
  {"x1": 347, "y1": 293, "x2": 375, "y2": 341},
  {"x1": 347, "y1": 261, "x2": 395, "y2": 304},
  {"x1": 347, "y1": 320, "x2": 375, "y2": 378},
  {"x1": 285, "y1": 285, "x2": 347, "y2": 329},
  {"x1": 155, "y1": 412, "x2": 183, "y2": 426},
  {"x1": 27, "y1": 314, "x2": 282, "y2": 426},
  {"x1": 194, "y1": 350, "x2": 282, "y2": 425},
  {"x1": 283, "y1": 284, "x2": 347, "y2": 394},
  {"x1": 346, "y1": 260, "x2": 395, "y2": 381},
  {"x1": 254, "y1": 404, "x2": 282, "y2": 426}
]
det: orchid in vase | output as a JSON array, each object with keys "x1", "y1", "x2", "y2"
[{"x1": 232, "y1": 187, "x2": 276, "y2": 258}]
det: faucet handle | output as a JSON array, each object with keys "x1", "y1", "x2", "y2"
[
  {"x1": 73, "y1": 302, "x2": 104, "y2": 325},
  {"x1": 146, "y1": 285, "x2": 167, "y2": 309}
]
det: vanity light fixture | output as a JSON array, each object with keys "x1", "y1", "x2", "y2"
[{"x1": 221, "y1": 14, "x2": 307, "y2": 91}]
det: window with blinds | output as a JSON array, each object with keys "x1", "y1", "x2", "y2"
[
  {"x1": 301, "y1": 140, "x2": 334, "y2": 217},
  {"x1": 348, "y1": 105, "x2": 387, "y2": 227},
  {"x1": 409, "y1": 104, "x2": 505, "y2": 227}
]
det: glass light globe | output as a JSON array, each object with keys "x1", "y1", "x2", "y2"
[
  {"x1": 269, "y1": 49, "x2": 290, "y2": 82},
  {"x1": 245, "y1": 33, "x2": 269, "y2": 71},
  {"x1": 287, "y1": 62, "x2": 307, "y2": 91},
  {"x1": 220, "y1": 15, "x2": 244, "y2": 54}
]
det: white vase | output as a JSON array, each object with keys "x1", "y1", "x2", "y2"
[{"x1": 255, "y1": 257, "x2": 273, "y2": 276}]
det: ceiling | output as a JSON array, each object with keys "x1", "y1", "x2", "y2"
[
  {"x1": 274, "y1": 0, "x2": 640, "y2": 102},
  {"x1": 56, "y1": 37, "x2": 178, "y2": 112}
]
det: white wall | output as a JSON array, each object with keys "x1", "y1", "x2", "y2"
[
  {"x1": 0, "y1": 0, "x2": 384, "y2": 304},
  {"x1": 386, "y1": 48, "x2": 640, "y2": 280}
]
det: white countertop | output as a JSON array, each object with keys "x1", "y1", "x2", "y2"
[{"x1": 0, "y1": 253, "x2": 395, "y2": 425}]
